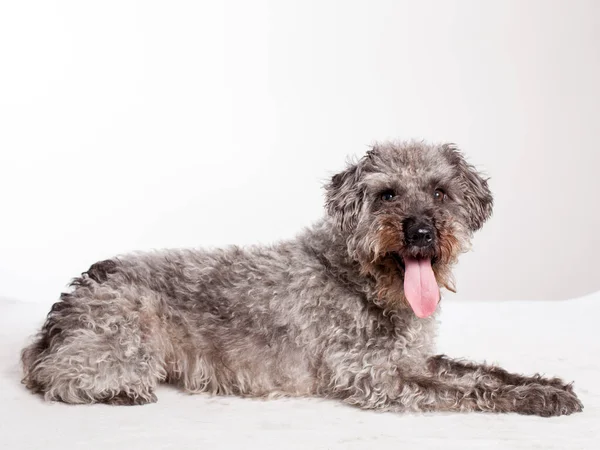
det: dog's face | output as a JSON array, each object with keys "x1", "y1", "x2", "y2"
[{"x1": 325, "y1": 142, "x2": 493, "y2": 317}]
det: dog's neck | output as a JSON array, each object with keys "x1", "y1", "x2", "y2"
[{"x1": 296, "y1": 217, "x2": 378, "y2": 298}]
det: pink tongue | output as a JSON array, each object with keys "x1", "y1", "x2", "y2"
[{"x1": 403, "y1": 257, "x2": 440, "y2": 318}]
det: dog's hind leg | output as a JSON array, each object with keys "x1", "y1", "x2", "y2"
[{"x1": 21, "y1": 283, "x2": 168, "y2": 405}]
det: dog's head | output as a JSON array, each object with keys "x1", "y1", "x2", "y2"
[{"x1": 325, "y1": 141, "x2": 493, "y2": 317}]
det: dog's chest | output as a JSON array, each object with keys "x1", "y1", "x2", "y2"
[{"x1": 362, "y1": 307, "x2": 438, "y2": 362}]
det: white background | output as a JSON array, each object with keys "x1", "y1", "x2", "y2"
[{"x1": 1, "y1": 0, "x2": 598, "y2": 303}]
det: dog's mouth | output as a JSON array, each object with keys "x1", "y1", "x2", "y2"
[{"x1": 391, "y1": 253, "x2": 440, "y2": 319}]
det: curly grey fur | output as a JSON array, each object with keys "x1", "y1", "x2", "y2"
[{"x1": 21, "y1": 141, "x2": 582, "y2": 416}]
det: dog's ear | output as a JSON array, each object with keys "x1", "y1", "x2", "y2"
[
  {"x1": 325, "y1": 161, "x2": 364, "y2": 232},
  {"x1": 443, "y1": 144, "x2": 493, "y2": 231}
]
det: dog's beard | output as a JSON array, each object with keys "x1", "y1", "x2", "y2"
[{"x1": 355, "y1": 217, "x2": 466, "y2": 317}]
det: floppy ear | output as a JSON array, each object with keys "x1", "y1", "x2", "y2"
[
  {"x1": 325, "y1": 161, "x2": 364, "y2": 232},
  {"x1": 443, "y1": 144, "x2": 493, "y2": 231}
]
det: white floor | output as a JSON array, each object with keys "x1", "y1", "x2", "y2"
[{"x1": 1, "y1": 294, "x2": 598, "y2": 450}]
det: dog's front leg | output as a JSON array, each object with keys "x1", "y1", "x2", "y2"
[
  {"x1": 336, "y1": 372, "x2": 582, "y2": 416},
  {"x1": 323, "y1": 357, "x2": 582, "y2": 416},
  {"x1": 421, "y1": 355, "x2": 583, "y2": 416},
  {"x1": 427, "y1": 354, "x2": 575, "y2": 392}
]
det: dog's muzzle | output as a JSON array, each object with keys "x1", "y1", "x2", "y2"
[{"x1": 399, "y1": 217, "x2": 440, "y2": 318}]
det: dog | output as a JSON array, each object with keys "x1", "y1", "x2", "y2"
[{"x1": 21, "y1": 141, "x2": 582, "y2": 416}]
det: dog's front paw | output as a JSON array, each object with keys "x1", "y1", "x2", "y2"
[{"x1": 511, "y1": 385, "x2": 583, "y2": 417}]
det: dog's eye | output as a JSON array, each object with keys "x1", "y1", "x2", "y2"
[
  {"x1": 381, "y1": 190, "x2": 395, "y2": 201},
  {"x1": 433, "y1": 188, "x2": 446, "y2": 202}
]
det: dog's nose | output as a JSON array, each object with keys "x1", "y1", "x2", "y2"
[{"x1": 403, "y1": 218, "x2": 435, "y2": 248}]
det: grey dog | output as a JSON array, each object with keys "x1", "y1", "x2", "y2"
[{"x1": 21, "y1": 141, "x2": 582, "y2": 416}]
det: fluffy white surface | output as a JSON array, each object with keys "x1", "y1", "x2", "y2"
[{"x1": 1, "y1": 294, "x2": 598, "y2": 449}]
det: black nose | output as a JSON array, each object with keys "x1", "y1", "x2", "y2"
[{"x1": 403, "y1": 217, "x2": 435, "y2": 248}]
